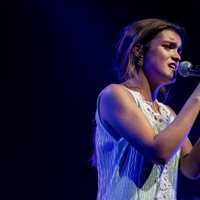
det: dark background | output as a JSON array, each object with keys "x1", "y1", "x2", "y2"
[{"x1": 2, "y1": 0, "x2": 200, "y2": 199}]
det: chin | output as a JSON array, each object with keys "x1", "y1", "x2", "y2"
[
  {"x1": 167, "y1": 72, "x2": 177, "y2": 83},
  {"x1": 162, "y1": 76, "x2": 176, "y2": 86}
]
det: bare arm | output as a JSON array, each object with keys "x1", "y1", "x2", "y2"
[
  {"x1": 180, "y1": 138, "x2": 200, "y2": 179},
  {"x1": 168, "y1": 105, "x2": 200, "y2": 179},
  {"x1": 100, "y1": 83, "x2": 200, "y2": 165}
]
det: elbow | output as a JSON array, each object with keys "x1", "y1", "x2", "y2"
[
  {"x1": 190, "y1": 174, "x2": 200, "y2": 180},
  {"x1": 192, "y1": 173, "x2": 200, "y2": 180},
  {"x1": 150, "y1": 141, "x2": 175, "y2": 165},
  {"x1": 181, "y1": 164, "x2": 200, "y2": 180},
  {"x1": 150, "y1": 152, "x2": 172, "y2": 165},
  {"x1": 187, "y1": 170, "x2": 200, "y2": 180},
  {"x1": 182, "y1": 171, "x2": 200, "y2": 180}
]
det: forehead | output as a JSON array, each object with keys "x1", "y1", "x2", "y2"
[{"x1": 151, "y1": 29, "x2": 182, "y2": 46}]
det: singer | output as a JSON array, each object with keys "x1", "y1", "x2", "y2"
[{"x1": 92, "y1": 18, "x2": 200, "y2": 200}]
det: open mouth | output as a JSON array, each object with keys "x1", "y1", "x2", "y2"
[{"x1": 168, "y1": 64, "x2": 176, "y2": 71}]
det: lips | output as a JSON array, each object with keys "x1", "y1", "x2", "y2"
[{"x1": 168, "y1": 63, "x2": 177, "y2": 71}]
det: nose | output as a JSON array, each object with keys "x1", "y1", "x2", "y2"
[{"x1": 172, "y1": 50, "x2": 181, "y2": 63}]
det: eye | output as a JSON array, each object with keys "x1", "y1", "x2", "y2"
[
  {"x1": 162, "y1": 44, "x2": 173, "y2": 49},
  {"x1": 162, "y1": 43, "x2": 182, "y2": 56}
]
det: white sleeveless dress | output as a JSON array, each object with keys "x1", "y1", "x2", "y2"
[{"x1": 95, "y1": 87, "x2": 180, "y2": 200}]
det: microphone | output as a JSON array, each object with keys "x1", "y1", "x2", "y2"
[{"x1": 178, "y1": 61, "x2": 200, "y2": 77}]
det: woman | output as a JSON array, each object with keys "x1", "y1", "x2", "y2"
[{"x1": 93, "y1": 18, "x2": 200, "y2": 199}]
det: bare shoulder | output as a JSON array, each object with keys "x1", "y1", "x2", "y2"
[
  {"x1": 99, "y1": 83, "x2": 142, "y2": 140},
  {"x1": 100, "y1": 83, "x2": 134, "y2": 104},
  {"x1": 101, "y1": 83, "x2": 125, "y2": 95}
]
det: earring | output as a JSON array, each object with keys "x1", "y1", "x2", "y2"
[{"x1": 137, "y1": 55, "x2": 144, "y2": 67}]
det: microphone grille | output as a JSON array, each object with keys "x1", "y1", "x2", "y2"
[{"x1": 178, "y1": 61, "x2": 192, "y2": 77}]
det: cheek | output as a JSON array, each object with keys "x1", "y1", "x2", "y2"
[
  {"x1": 157, "y1": 47, "x2": 169, "y2": 59},
  {"x1": 143, "y1": 47, "x2": 165, "y2": 70},
  {"x1": 143, "y1": 54, "x2": 163, "y2": 75},
  {"x1": 149, "y1": 50, "x2": 168, "y2": 68},
  {"x1": 144, "y1": 52, "x2": 158, "y2": 69}
]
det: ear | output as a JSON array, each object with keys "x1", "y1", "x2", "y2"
[{"x1": 133, "y1": 43, "x2": 143, "y2": 57}]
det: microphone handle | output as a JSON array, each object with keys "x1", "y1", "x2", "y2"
[{"x1": 188, "y1": 68, "x2": 200, "y2": 77}]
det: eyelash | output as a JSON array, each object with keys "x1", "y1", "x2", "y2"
[
  {"x1": 163, "y1": 44, "x2": 173, "y2": 49},
  {"x1": 163, "y1": 44, "x2": 182, "y2": 55}
]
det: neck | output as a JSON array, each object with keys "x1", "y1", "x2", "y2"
[{"x1": 123, "y1": 70, "x2": 161, "y2": 102}]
